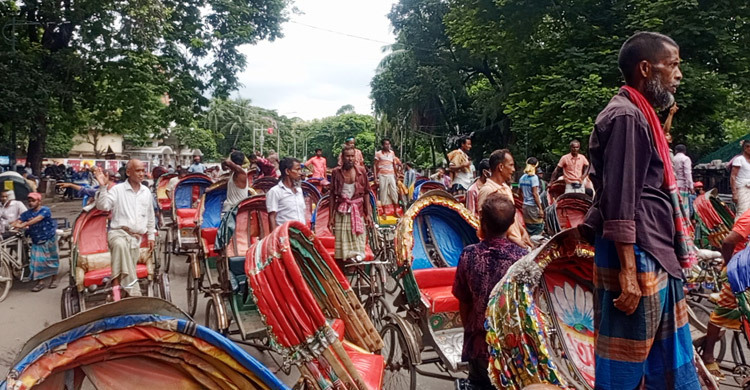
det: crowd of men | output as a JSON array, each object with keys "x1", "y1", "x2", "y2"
[{"x1": 3, "y1": 30, "x2": 750, "y2": 389}]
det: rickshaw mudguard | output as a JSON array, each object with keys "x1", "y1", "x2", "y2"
[
  {"x1": 383, "y1": 313, "x2": 423, "y2": 366},
  {"x1": 3, "y1": 298, "x2": 288, "y2": 390},
  {"x1": 486, "y1": 228, "x2": 595, "y2": 390}
]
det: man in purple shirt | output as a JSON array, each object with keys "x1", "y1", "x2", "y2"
[
  {"x1": 453, "y1": 191, "x2": 526, "y2": 389},
  {"x1": 582, "y1": 32, "x2": 698, "y2": 389}
]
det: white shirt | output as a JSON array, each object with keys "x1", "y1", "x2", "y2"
[
  {"x1": 266, "y1": 181, "x2": 306, "y2": 226},
  {"x1": 1, "y1": 200, "x2": 27, "y2": 234},
  {"x1": 188, "y1": 163, "x2": 206, "y2": 174},
  {"x1": 734, "y1": 156, "x2": 750, "y2": 183},
  {"x1": 672, "y1": 152, "x2": 693, "y2": 191},
  {"x1": 95, "y1": 181, "x2": 156, "y2": 240}
]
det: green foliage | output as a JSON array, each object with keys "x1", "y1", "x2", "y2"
[
  {"x1": 296, "y1": 113, "x2": 377, "y2": 166},
  {"x1": 372, "y1": 0, "x2": 750, "y2": 167},
  {"x1": 171, "y1": 123, "x2": 221, "y2": 161}
]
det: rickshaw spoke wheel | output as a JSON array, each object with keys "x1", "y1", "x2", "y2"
[
  {"x1": 159, "y1": 273, "x2": 172, "y2": 302},
  {"x1": 364, "y1": 295, "x2": 390, "y2": 331},
  {"x1": 380, "y1": 323, "x2": 416, "y2": 390},
  {"x1": 0, "y1": 260, "x2": 12, "y2": 302},
  {"x1": 186, "y1": 275, "x2": 199, "y2": 317}
]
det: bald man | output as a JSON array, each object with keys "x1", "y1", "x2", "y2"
[{"x1": 94, "y1": 159, "x2": 155, "y2": 298}]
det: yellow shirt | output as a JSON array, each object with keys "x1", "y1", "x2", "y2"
[{"x1": 477, "y1": 178, "x2": 531, "y2": 248}]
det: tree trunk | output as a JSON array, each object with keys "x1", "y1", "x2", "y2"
[{"x1": 27, "y1": 114, "x2": 47, "y2": 176}]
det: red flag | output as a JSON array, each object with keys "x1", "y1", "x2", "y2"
[{"x1": 267, "y1": 127, "x2": 274, "y2": 135}]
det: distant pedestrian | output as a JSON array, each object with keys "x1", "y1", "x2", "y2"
[
  {"x1": 12, "y1": 192, "x2": 58, "y2": 291},
  {"x1": 222, "y1": 151, "x2": 250, "y2": 212},
  {"x1": 403, "y1": 162, "x2": 417, "y2": 198},
  {"x1": 337, "y1": 137, "x2": 365, "y2": 168},
  {"x1": 673, "y1": 144, "x2": 693, "y2": 217},
  {"x1": 188, "y1": 155, "x2": 206, "y2": 174},
  {"x1": 447, "y1": 136, "x2": 474, "y2": 192},
  {"x1": 374, "y1": 138, "x2": 401, "y2": 209},
  {"x1": 519, "y1": 157, "x2": 545, "y2": 236},
  {"x1": 731, "y1": 140, "x2": 750, "y2": 220},
  {"x1": 551, "y1": 140, "x2": 589, "y2": 193},
  {"x1": 466, "y1": 159, "x2": 490, "y2": 217}
]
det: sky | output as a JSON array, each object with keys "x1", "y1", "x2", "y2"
[{"x1": 234, "y1": 0, "x2": 397, "y2": 120}]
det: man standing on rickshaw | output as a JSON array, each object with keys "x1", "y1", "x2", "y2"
[
  {"x1": 94, "y1": 160, "x2": 155, "y2": 298},
  {"x1": 11, "y1": 193, "x2": 58, "y2": 292},
  {"x1": 447, "y1": 136, "x2": 474, "y2": 193},
  {"x1": 373, "y1": 138, "x2": 401, "y2": 214},
  {"x1": 329, "y1": 146, "x2": 373, "y2": 263},
  {"x1": 267, "y1": 157, "x2": 306, "y2": 230},
  {"x1": 304, "y1": 148, "x2": 329, "y2": 186},
  {"x1": 222, "y1": 151, "x2": 250, "y2": 213},
  {"x1": 583, "y1": 32, "x2": 698, "y2": 389}
]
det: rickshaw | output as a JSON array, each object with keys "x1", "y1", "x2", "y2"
[
  {"x1": 184, "y1": 179, "x2": 228, "y2": 317},
  {"x1": 203, "y1": 195, "x2": 275, "y2": 348},
  {"x1": 60, "y1": 208, "x2": 170, "y2": 319},
  {"x1": 694, "y1": 188, "x2": 735, "y2": 249},
  {"x1": 3, "y1": 298, "x2": 289, "y2": 390},
  {"x1": 0, "y1": 171, "x2": 32, "y2": 201},
  {"x1": 544, "y1": 192, "x2": 593, "y2": 236},
  {"x1": 246, "y1": 221, "x2": 385, "y2": 389},
  {"x1": 485, "y1": 228, "x2": 717, "y2": 390},
  {"x1": 411, "y1": 180, "x2": 446, "y2": 202},
  {"x1": 154, "y1": 172, "x2": 176, "y2": 226},
  {"x1": 164, "y1": 173, "x2": 212, "y2": 272},
  {"x1": 301, "y1": 180, "x2": 322, "y2": 225},
  {"x1": 381, "y1": 190, "x2": 479, "y2": 389},
  {"x1": 0, "y1": 230, "x2": 30, "y2": 302},
  {"x1": 251, "y1": 176, "x2": 278, "y2": 194}
]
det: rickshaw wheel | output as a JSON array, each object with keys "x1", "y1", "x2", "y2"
[
  {"x1": 206, "y1": 298, "x2": 227, "y2": 335},
  {"x1": 60, "y1": 286, "x2": 81, "y2": 319},
  {"x1": 0, "y1": 260, "x2": 12, "y2": 302},
  {"x1": 163, "y1": 229, "x2": 172, "y2": 273},
  {"x1": 380, "y1": 322, "x2": 416, "y2": 390},
  {"x1": 364, "y1": 295, "x2": 390, "y2": 331},
  {"x1": 186, "y1": 275, "x2": 199, "y2": 317},
  {"x1": 158, "y1": 273, "x2": 172, "y2": 302}
]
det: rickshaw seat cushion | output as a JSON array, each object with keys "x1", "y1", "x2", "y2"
[
  {"x1": 78, "y1": 249, "x2": 151, "y2": 271},
  {"x1": 176, "y1": 208, "x2": 198, "y2": 227},
  {"x1": 201, "y1": 228, "x2": 219, "y2": 256},
  {"x1": 83, "y1": 264, "x2": 148, "y2": 287},
  {"x1": 346, "y1": 350, "x2": 385, "y2": 390},
  {"x1": 331, "y1": 318, "x2": 345, "y2": 341},
  {"x1": 413, "y1": 268, "x2": 459, "y2": 313},
  {"x1": 229, "y1": 256, "x2": 246, "y2": 277}
]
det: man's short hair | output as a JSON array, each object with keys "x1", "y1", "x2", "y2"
[
  {"x1": 381, "y1": 138, "x2": 390, "y2": 146},
  {"x1": 481, "y1": 192, "x2": 516, "y2": 237},
  {"x1": 315, "y1": 148, "x2": 322, "y2": 153},
  {"x1": 230, "y1": 151, "x2": 245, "y2": 165},
  {"x1": 459, "y1": 136, "x2": 471, "y2": 146},
  {"x1": 618, "y1": 32, "x2": 679, "y2": 83},
  {"x1": 478, "y1": 158, "x2": 490, "y2": 172},
  {"x1": 489, "y1": 149, "x2": 511, "y2": 172},
  {"x1": 279, "y1": 157, "x2": 300, "y2": 179},
  {"x1": 675, "y1": 144, "x2": 687, "y2": 154},
  {"x1": 570, "y1": 139, "x2": 580, "y2": 146}
]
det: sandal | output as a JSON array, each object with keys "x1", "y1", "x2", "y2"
[
  {"x1": 31, "y1": 282, "x2": 46, "y2": 292},
  {"x1": 704, "y1": 361, "x2": 725, "y2": 381},
  {"x1": 48, "y1": 279, "x2": 58, "y2": 289}
]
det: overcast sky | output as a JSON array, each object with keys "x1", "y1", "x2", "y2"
[{"x1": 234, "y1": 0, "x2": 397, "y2": 120}]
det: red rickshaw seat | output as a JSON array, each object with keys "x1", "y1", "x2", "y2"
[
  {"x1": 413, "y1": 268, "x2": 459, "y2": 313},
  {"x1": 176, "y1": 208, "x2": 197, "y2": 228},
  {"x1": 331, "y1": 318, "x2": 345, "y2": 341},
  {"x1": 347, "y1": 350, "x2": 385, "y2": 390},
  {"x1": 83, "y1": 264, "x2": 149, "y2": 287},
  {"x1": 159, "y1": 198, "x2": 171, "y2": 210},
  {"x1": 201, "y1": 228, "x2": 219, "y2": 256}
]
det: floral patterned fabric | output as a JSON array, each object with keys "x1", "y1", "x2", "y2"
[
  {"x1": 452, "y1": 237, "x2": 526, "y2": 361},
  {"x1": 19, "y1": 206, "x2": 56, "y2": 244}
]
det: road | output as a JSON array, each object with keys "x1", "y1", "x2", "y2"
[{"x1": 0, "y1": 198, "x2": 452, "y2": 389}]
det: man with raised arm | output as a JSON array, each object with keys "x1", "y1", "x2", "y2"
[{"x1": 94, "y1": 160, "x2": 155, "y2": 298}]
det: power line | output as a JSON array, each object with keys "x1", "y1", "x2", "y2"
[{"x1": 288, "y1": 20, "x2": 394, "y2": 46}]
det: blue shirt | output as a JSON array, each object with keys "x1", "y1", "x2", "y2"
[
  {"x1": 188, "y1": 163, "x2": 206, "y2": 174},
  {"x1": 519, "y1": 174, "x2": 540, "y2": 206},
  {"x1": 19, "y1": 206, "x2": 57, "y2": 244}
]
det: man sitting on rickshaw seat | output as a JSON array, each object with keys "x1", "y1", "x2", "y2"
[
  {"x1": 1, "y1": 190, "x2": 27, "y2": 239},
  {"x1": 94, "y1": 160, "x2": 155, "y2": 298},
  {"x1": 453, "y1": 192, "x2": 526, "y2": 390}
]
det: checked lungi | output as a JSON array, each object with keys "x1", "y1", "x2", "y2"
[
  {"x1": 29, "y1": 238, "x2": 59, "y2": 281},
  {"x1": 333, "y1": 212, "x2": 366, "y2": 261},
  {"x1": 593, "y1": 237, "x2": 699, "y2": 390}
]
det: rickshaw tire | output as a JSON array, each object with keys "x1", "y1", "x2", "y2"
[
  {"x1": 187, "y1": 276, "x2": 199, "y2": 317},
  {"x1": 205, "y1": 298, "x2": 227, "y2": 335},
  {"x1": 60, "y1": 286, "x2": 80, "y2": 319},
  {"x1": 379, "y1": 322, "x2": 417, "y2": 390},
  {"x1": 159, "y1": 273, "x2": 172, "y2": 302},
  {"x1": 0, "y1": 260, "x2": 12, "y2": 302}
]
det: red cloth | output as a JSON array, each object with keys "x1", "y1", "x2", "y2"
[
  {"x1": 621, "y1": 85, "x2": 695, "y2": 267},
  {"x1": 336, "y1": 196, "x2": 365, "y2": 236}
]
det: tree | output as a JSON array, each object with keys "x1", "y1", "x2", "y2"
[
  {"x1": 336, "y1": 104, "x2": 356, "y2": 116},
  {"x1": 296, "y1": 113, "x2": 377, "y2": 165},
  {"x1": 0, "y1": 0, "x2": 290, "y2": 173}
]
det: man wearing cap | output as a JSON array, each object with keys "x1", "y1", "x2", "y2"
[
  {"x1": 188, "y1": 155, "x2": 206, "y2": 174},
  {"x1": 337, "y1": 137, "x2": 365, "y2": 168},
  {"x1": 12, "y1": 192, "x2": 59, "y2": 291},
  {"x1": 94, "y1": 160, "x2": 155, "y2": 298}
]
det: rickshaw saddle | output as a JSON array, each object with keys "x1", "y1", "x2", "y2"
[
  {"x1": 413, "y1": 267, "x2": 459, "y2": 313},
  {"x1": 176, "y1": 208, "x2": 198, "y2": 228}
]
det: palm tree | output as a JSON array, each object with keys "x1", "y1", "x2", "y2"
[{"x1": 205, "y1": 98, "x2": 260, "y2": 148}]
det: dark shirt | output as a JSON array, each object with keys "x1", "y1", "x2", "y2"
[
  {"x1": 583, "y1": 89, "x2": 682, "y2": 278},
  {"x1": 256, "y1": 158, "x2": 277, "y2": 178},
  {"x1": 452, "y1": 237, "x2": 527, "y2": 361},
  {"x1": 19, "y1": 206, "x2": 57, "y2": 244}
]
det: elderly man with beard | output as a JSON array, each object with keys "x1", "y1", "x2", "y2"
[
  {"x1": 582, "y1": 32, "x2": 698, "y2": 389},
  {"x1": 94, "y1": 159, "x2": 155, "y2": 299},
  {"x1": 330, "y1": 146, "x2": 373, "y2": 263},
  {"x1": 267, "y1": 157, "x2": 307, "y2": 230}
]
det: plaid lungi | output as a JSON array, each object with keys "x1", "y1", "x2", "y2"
[
  {"x1": 594, "y1": 237, "x2": 699, "y2": 390},
  {"x1": 679, "y1": 190, "x2": 692, "y2": 219},
  {"x1": 333, "y1": 212, "x2": 366, "y2": 260},
  {"x1": 710, "y1": 267, "x2": 742, "y2": 330},
  {"x1": 29, "y1": 238, "x2": 59, "y2": 281}
]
